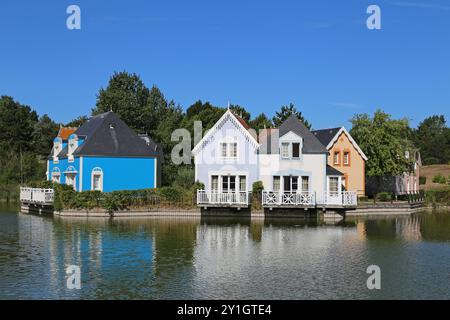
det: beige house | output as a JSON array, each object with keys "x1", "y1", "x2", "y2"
[{"x1": 313, "y1": 127, "x2": 368, "y2": 196}]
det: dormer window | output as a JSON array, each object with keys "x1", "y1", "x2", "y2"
[
  {"x1": 292, "y1": 143, "x2": 300, "y2": 158},
  {"x1": 53, "y1": 137, "x2": 62, "y2": 162},
  {"x1": 280, "y1": 141, "x2": 302, "y2": 159},
  {"x1": 68, "y1": 134, "x2": 78, "y2": 162},
  {"x1": 281, "y1": 143, "x2": 289, "y2": 158}
]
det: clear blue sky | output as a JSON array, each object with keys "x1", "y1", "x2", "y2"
[{"x1": 1, "y1": 0, "x2": 449, "y2": 129}]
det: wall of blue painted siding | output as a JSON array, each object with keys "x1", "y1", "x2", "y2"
[{"x1": 82, "y1": 157, "x2": 156, "y2": 192}]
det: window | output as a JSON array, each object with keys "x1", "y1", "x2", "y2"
[
  {"x1": 211, "y1": 175, "x2": 219, "y2": 191},
  {"x1": 52, "y1": 173, "x2": 60, "y2": 183},
  {"x1": 301, "y1": 176, "x2": 309, "y2": 192},
  {"x1": 273, "y1": 176, "x2": 280, "y2": 191},
  {"x1": 91, "y1": 167, "x2": 103, "y2": 191},
  {"x1": 221, "y1": 143, "x2": 227, "y2": 157},
  {"x1": 239, "y1": 176, "x2": 246, "y2": 192},
  {"x1": 292, "y1": 176, "x2": 298, "y2": 191},
  {"x1": 65, "y1": 173, "x2": 76, "y2": 190},
  {"x1": 343, "y1": 151, "x2": 350, "y2": 166},
  {"x1": 230, "y1": 143, "x2": 237, "y2": 158},
  {"x1": 329, "y1": 177, "x2": 339, "y2": 193},
  {"x1": 333, "y1": 151, "x2": 340, "y2": 165},
  {"x1": 341, "y1": 177, "x2": 347, "y2": 191},
  {"x1": 281, "y1": 143, "x2": 289, "y2": 158},
  {"x1": 292, "y1": 143, "x2": 300, "y2": 158},
  {"x1": 220, "y1": 142, "x2": 238, "y2": 158},
  {"x1": 222, "y1": 176, "x2": 236, "y2": 192}
]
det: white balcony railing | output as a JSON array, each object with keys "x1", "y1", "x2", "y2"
[
  {"x1": 262, "y1": 190, "x2": 358, "y2": 207},
  {"x1": 262, "y1": 191, "x2": 316, "y2": 206},
  {"x1": 20, "y1": 187, "x2": 54, "y2": 204},
  {"x1": 197, "y1": 190, "x2": 249, "y2": 206}
]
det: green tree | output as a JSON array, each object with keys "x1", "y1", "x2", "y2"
[
  {"x1": 413, "y1": 115, "x2": 450, "y2": 165},
  {"x1": 229, "y1": 104, "x2": 251, "y2": 122},
  {"x1": 92, "y1": 71, "x2": 150, "y2": 132},
  {"x1": 65, "y1": 115, "x2": 88, "y2": 127},
  {"x1": 350, "y1": 110, "x2": 414, "y2": 177},
  {"x1": 33, "y1": 114, "x2": 59, "y2": 158},
  {"x1": 250, "y1": 113, "x2": 273, "y2": 131},
  {"x1": 272, "y1": 103, "x2": 311, "y2": 129}
]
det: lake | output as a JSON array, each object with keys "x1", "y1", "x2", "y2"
[{"x1": 1, "y1": 203, "x2": 449, "y2": 299}]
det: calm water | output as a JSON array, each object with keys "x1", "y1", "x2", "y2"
[{"x1": 0, "y1": 203, "x2": 449, "y2": 299}]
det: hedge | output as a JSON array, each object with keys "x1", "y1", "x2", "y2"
[{"x1": 31, "y1": 181, "x2": 198, "y2": 213}]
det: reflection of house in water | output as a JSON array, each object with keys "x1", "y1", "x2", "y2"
[
  {"x1": 356, "y1": 216, "x2": 422, "y2": 241},
  {"x1": 395, "y1": 216, "x2": 422, "y2": 241}
]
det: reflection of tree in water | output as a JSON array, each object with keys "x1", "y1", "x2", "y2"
[
  {"x1": 363, "y1": 219, "x2": 397, "y2": 240},
  {"x1": 419, "y1": 212, "x2": 450, "y2": 242}
]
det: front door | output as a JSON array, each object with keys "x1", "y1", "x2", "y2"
[{"x1": 327, "y1": 176, "x2": 341, "y2": 205}]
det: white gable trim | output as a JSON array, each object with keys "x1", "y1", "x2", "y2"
[
  {"x1": 326, "y1": 127, "x2": 368, "y2": 161},
  {"x1": 192, "y1": 109, "x2": 259, "y2": 155}
]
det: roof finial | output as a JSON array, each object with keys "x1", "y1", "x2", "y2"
[
  {"x1": 227, "y1": 101, "x2": 230, "y2": 110},
  {"x1": 110, "y1": 105, "x2": 113, "y2": 112}
]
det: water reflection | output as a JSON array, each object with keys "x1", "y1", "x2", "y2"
[{"x1": 0, "y1": 209, "x2": 449, "y2": 299}]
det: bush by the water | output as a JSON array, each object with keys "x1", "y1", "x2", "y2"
[
  {"x1": 376, "y1": 192, "x2": 392, "y2": 202},
  {"x1": 432, "y1": 173, "x2": 447, "y2": 184},
  {"x1": 425, "y1": 188, "x2": 450, "y2": 206}
]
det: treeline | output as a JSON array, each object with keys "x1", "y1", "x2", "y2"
[{"x1": 1, "y1": 71, "x2": 449, "y2": 199}]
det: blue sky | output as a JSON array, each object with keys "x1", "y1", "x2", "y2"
[{"x1": 1, "y1": 0, "x2": 449, "y2": 129}]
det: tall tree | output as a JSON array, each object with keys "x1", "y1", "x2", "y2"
[
  {"x1": 229, "y1": 104, "x2": 251, "y2": 122},
  {"x1": 33, "y1": 114, "x2": 59, "y2": 158},
  {"x1": 249, "y1": 113, "x2": 273, "y2": 131},
  {"x1": 272, "y1": 103, "x2": 311, "y2": 129},
  {"x1": 65, "y1": 115, "x2": 88, "y2": 128},
  {"x1": 92, "y1": 71, "x2": 150, "y2": 132},
  {"x1": 350, "y1": 110, "x2": 414, "y2": 177},
  {"x1": 413, "y1": 115, "x2": 450, "y2": 165}
]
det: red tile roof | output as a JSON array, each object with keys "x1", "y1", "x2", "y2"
[{"x1": 57, "y1": 127, "x2": 78, "y2": 140}]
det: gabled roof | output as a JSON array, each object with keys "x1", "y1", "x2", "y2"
[
  {"x1": 326, "y1": 165, "x2": 344, "y2": 176},
  {"x1": 313, "y1": 126, "x2": 368, "y2": 161},
  {"x1": 54, "y1": 112, "x2": 160, "y2": 158},
  {"x1": 192, "y1": 109, "x2": 259, "y2": 154},
  {"x1": 278, "y1": 115, "x2": 328, "y2": 154},
  {"x1": 312, "y1": 127, "x2": 341, "y2": 147},
  {"x1": 57, "y1": 127, "x2": 78, "y2": 140}
]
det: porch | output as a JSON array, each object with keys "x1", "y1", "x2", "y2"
[
  {"x1": 20, "y1": 187, "x2": 54, "y2": 205},
  {"x1": 197, "y1": 190, "x2": 250, "y2": 208}
]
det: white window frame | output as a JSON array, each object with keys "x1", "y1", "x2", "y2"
[
  {"x1": 219, "y1": 138, "x2": 238, "y2": 160},
  {"x1": 91, "y1": 167, "x2": 103, "y2": 192},
  {"x1": 281, "y1": 143, "x2": 290, "y2": 159}
]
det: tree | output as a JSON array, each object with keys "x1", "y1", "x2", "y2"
[
  {"x1": 229, "y1": 104, "x2": 251, "y2": 122},
  {"x1": 65, "y1": 115, "x2": 88, "y2": 127},
  {"x1": 413, "y1": 115, "x2": 450, "y2": 165},
  {"x1": 249, "y1": 113, "x2": 272, "y2": 131},
  {"x1": 33, "y1": 114, "x2": 59, "y2": 158},
  {"x1": 350, "y1": 110, "x2": 414, "y2": 177},
  {"x1": 92, "y1": 71, "x2": 150, "y2": 132},
  {"x1": 272, "y1": 103, "x2": 311, "y2": 129}
]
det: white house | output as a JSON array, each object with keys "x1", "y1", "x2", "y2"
[
  {"x1": 193, "y1": 112, "x2": 357, "y2": 210},
  {"x1": 192, "y1": 109, "x2": 260, "y2": 208}
]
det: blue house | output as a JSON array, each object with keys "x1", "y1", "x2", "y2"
[{"x1": 47, "y1": 111, "x2": 162, "y2": 192}]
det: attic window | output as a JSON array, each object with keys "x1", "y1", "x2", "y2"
[{"x1": 292, "y1": 143, "x2": 300, "y2": 158}]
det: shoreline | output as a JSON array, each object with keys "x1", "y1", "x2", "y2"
[{"x1": 17, "y1": 203, "x2": 448, "y2": 218}]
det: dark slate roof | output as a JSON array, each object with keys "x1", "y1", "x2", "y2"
[
  {"x1": 311, "y1": 127, "x2": 341, "y2": 147},
  {"x1": 326, "y1": 165, "x2": 344, "y2": 176},
  {"x1": 279, "y1": 115, "x2": 328, "y2": 154},
  {"x1": 53, "y1": 112, "x2": 161, "y2": 158}
]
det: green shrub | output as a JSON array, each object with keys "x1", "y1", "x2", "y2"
[
  {"x1": 173, "y1": 166, "x2": 195, "y2": 188},
  {"x1": 432, "y1": 173, "x2": 446, "y2": 184},
  {"x1": 419, "y1": 176, "x2": 426, "y2": 185},
  {"x1": 358, "y1": 196, "x2": 369, "y2": 202},
  {"x1": 376, "y1": 192, "x2": 392, "y2": 202},
  {"x1": 252, "y1": 181, "x2": 264, "y2": 193},
  {"x1": 158, "y1": 186, "x2": 185, "y2": 202},
  {"x1": 425, "y1": 188, "x2": 450, "y2": 205}
]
